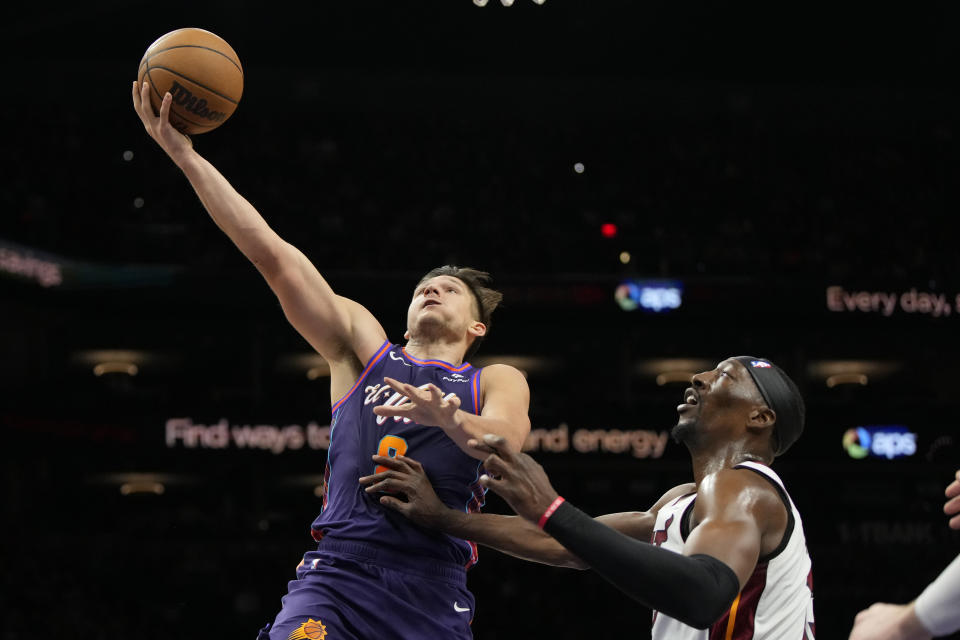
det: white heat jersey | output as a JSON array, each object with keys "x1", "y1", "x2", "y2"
[{"x1": 650, "y1": 461, "x2": 815, "y2": 640}]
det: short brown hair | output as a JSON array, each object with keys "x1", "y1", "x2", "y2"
[{"x1": 418, "y1": 266, "x2": 503, "y2": 359}]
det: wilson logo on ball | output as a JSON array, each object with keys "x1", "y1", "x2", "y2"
[
  {"x1": 137, "y1": 27, "x2": 243, "y2": 134},
  {"x1": 169, "y1": 81, "x2": 228, "y2": 123}
]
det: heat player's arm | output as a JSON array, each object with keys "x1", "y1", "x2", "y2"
[
  {"x1": 438, "y1": 511, "x2": 653, "y2": 568},
  {"x1": 444, "y1": 364, "x2": 530, "y2": 459},
  {"x1": 541, "y1": 469, "x2": 781, "y2": 629},
  {"x1": 428, "y1": 483, "x2": 695, "y2": 569}
]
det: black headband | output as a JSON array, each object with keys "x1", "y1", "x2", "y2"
[{"x1": 733, "y1": 356, "x2": 806, "y2": 456}]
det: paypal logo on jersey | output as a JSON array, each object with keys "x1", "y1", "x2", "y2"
[{"x1": 843, "y1": 425, "x2": 917, "y2": 460}]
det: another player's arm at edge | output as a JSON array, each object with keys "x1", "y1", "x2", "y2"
[{"x1": 132, "y1": 82, "x2": 386, "y2": 388}]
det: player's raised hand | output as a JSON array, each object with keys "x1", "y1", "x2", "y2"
[
  {"x1": 358, "y1": 455, "x2": 451, "y2": 528},
  {"x1": 946, "y1": 469, "x2": 960, "y2": 530},
  {"x1": 132, "y1": 81, "x2": 193, "y2": 160},
  {"x1": 471, "y1": 434, "x2": 559, "y2": 524},
  {"x1": 372, "y1": 377, "x2": 461, "y2": 429}
]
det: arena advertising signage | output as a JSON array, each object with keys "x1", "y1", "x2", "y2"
[
  {"x1": 826, "y1": 286, "x2": 960, "y2": 318},
  {"x1": 842, "y1": 425, "x2": 917, "y2": 460},
  {"x1": 615, "y1": 279, "x2": 683, "y2": 312},
  {"x1": 0, "y1": 239, "x2": 63, "y2": 287},
  {"x1": 165, "y1": 418, "x2": 670, "y2": 459},
  {"x1": 0, "y1": 237, "x2": 178, "y2": 289}
]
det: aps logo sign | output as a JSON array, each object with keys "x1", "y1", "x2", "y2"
[{"x1": 843, "y1": 425, "x2": 917, "y2": 460}]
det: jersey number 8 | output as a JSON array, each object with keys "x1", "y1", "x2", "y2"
[{"x1": 375, "y1": 435, "x2": 409, "y2": 474}]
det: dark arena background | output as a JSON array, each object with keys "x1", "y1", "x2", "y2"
[{"x1": 3, "y1": 2, "x2": 960, "y2": 638}]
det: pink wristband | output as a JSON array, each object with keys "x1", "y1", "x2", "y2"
[{"x1": 537, "y1": 496, "x2": 566, "y2": 529}]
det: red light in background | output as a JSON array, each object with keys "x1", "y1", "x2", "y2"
[{"x1": 600, "y1": 223, "x2": 618, "y2": 238}]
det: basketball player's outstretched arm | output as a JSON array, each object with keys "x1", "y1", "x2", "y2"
[
  {"x1": 131, "y1": 82, "x2": 386, "y2": 377},
  {"x1": 472, "y1": 435, "x2": 790, "y2": 629},
  {"x1": 358, "y1": 454, "x2": 696, "y2": 567},
  {"x1": 371, "y1": 364, "x2": 531, "y2": 458}
]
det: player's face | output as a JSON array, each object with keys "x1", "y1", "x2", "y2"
[
  {"x1": 406, "y1": 276, "x2": 479, "y2": 336},
  {"x1": 672, "y1": 358, "x2": 761, "y2": 446}
]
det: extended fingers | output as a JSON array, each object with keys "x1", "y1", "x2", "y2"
[
  {"x1": 359, "y1": 466, "x2": 405, "y2": 485},
  {"x1": 943, "y1": 473, "x2": 960, "y2": 527},
  {"x1": 478, "y1": 472, "x2": 505, "y2": 492},
  {"x1": 364, "y1": 477, "x2": 407, "y2": 494},
  {"x1": 370, "y1": 454, "x2": 412, "y2": 473},
  {"x1": 481, "y1": 433, "x2": 514, "y2": 460},
  {"x1": 358, "y1": 470, "x2": 384, "y2": 486},
  {"x1": 159, "y1": 89, "x2": 173, "y2": 123},
  {"x1": 394, "y1": 454, "x2": 424, "y2": 472},
  {"x1": 134, "y1": 81, "x2": 164, "y2": 130},
  {"x1": 947, "y1": 493, "x2": 960, "y2": 520},
  {"x1": 372, "y1": 404, "x2": 413, "y2": 417},
  {"x1": 378, "y1": 495, "x2": 409, "y2": 513},
  {"x1": 383, "y1": 376, "x2": 421, "y2": 398},
  {"x1": 140, "y1": 81, "x2": 155, "y2": 116},
  {"x1": 946, "y1": 473, "x2": 960, "y2": 498},
  {"x1": 946, "y1": 492, "x2": 960, "y2": 511},
  {"x1": 481, "y1": 453, "x2": 508, "y2": 478},
  {"x1": 467, "y1": 438, "x2": 497, "y2": 455},
  {"x1": 133, "y1": 81, "x2": 153, "y2": 124}
]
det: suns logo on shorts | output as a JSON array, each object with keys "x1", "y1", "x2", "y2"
[{"x1": 287, "y1": 618, "x2": 327, "y2": 640}]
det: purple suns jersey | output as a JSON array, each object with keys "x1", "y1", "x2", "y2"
[{"x1": 311, "y1": 341, "x2": 487, "y2": 568}]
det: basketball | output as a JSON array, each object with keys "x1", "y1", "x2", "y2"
[{"x1": 137, "y1": 28, "x2": 243, "y2": 135}]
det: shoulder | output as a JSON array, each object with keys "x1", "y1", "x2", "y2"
[
  {"x1": 694, "y1": 467, "x2": 786, "y2": 528},
  {"x1": 473, "y1": 364, "x2": 530, "y2": 418},
  {"x1": 649, "y1": 482, "x2": 698, "y2": 515},
  {"x1": 477, "y1": 363, "x2": 530, "y2": 392}
]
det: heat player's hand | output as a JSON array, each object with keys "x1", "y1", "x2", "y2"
[
  {"x1": 470, "y1": 434, "x2": 560, "y2": 524},
  {"x1": 132, "y1": 81, "x2": 193, "y2": 161},
  {"x1": 946, "y1": 469, "x2": 960, "y2": 530},
  {"x1": 372, "y1": 377, "x2": 461, "y2": 430},
  {"x1": 359, "y1": 455, "x2": 451, "y2": 529}
]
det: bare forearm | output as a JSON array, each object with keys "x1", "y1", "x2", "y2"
[
  {"x1": 176, "y1": 149, "x2": 287, "y2": 274},
  {"x1": 437, "y1": 509, "x2": 585, "y2": 568}
]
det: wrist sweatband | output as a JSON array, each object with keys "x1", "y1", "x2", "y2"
[
  {"x1": 538, "y1": 496, "x2": 566, "y2": 529},
  {"x1": 543, "y1": 500, "x2": 739, "y2": 629}
]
